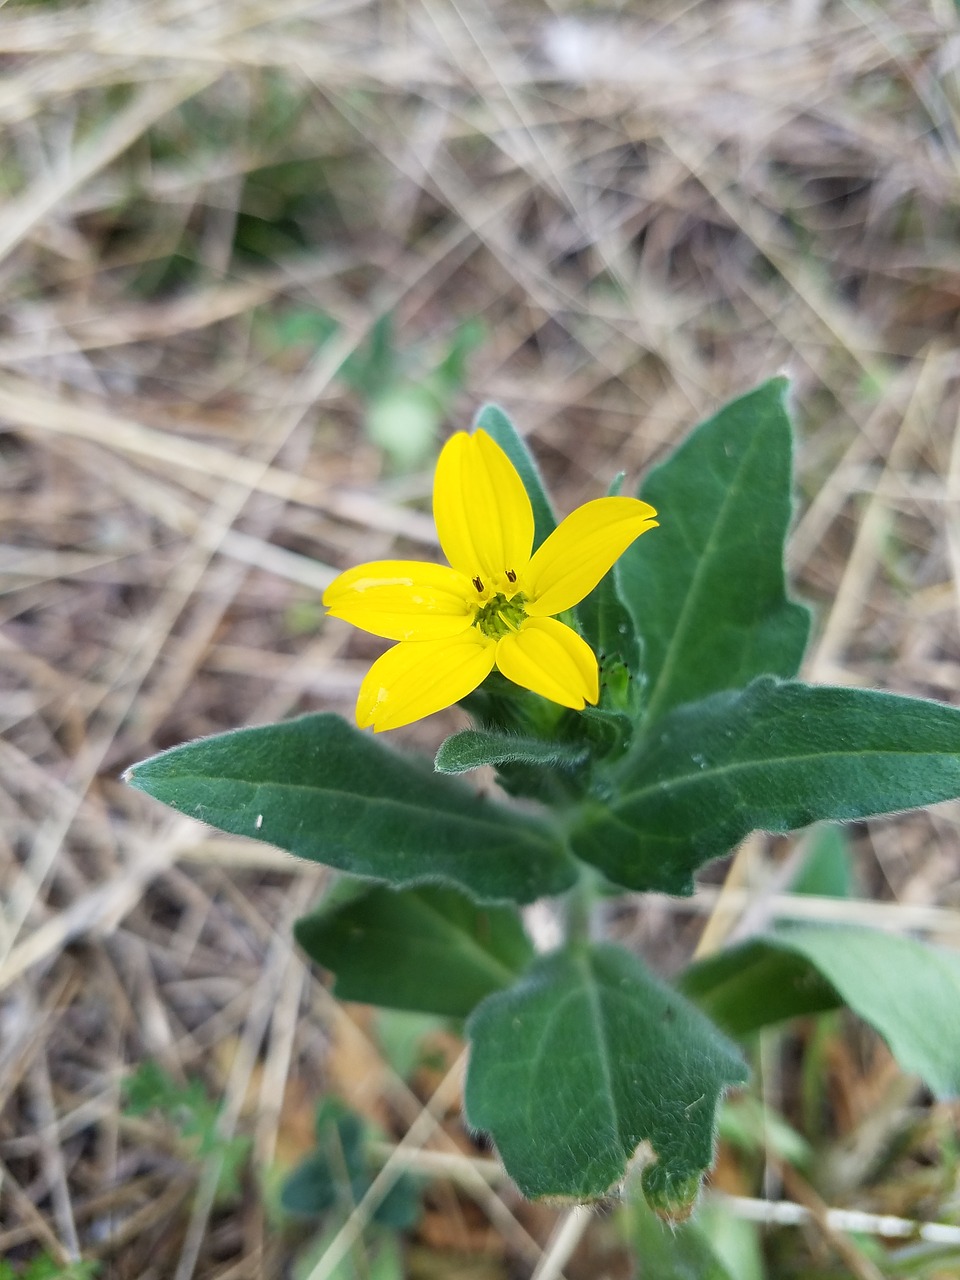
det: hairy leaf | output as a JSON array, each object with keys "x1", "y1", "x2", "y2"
[
  {"x1": 617, "y1": 378, "x2": 810, "y2": 727},
  {"x1": 435, "y1": 728, "x2": 588, "y2": 775},
  {"x1": 126, "y1": 714, "x2": 576, "y2": 904},
  {"x1": 578, "y1": 472, "x2": 642, "y2": 679},
  {"x1": 684, "y1": 925, "x2": 960, "y2": 1098},
  {"x1": 573, "y1": 678, "x2": 960, "y2": 894},
  {"x1": 465, "y1": 943, "x2": 747, "y2": 1209},
  {"x1": 295, "y1": 884, "x2": 533, "y2": 1017}
]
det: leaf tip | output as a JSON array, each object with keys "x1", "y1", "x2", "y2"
[
  {"x1": 122, "y1": 762, "x2": 146, "y2": 790},
  {"x1": 640, "y1": 1167, "x2": 702, "y2": 1223},
  {"x1": 471, "y1": 399, "x2": 502, "y2": 426}
]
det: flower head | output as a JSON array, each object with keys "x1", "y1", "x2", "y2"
[{"x1": 324, "y1": 430, "x2": 658, "y2": 731}]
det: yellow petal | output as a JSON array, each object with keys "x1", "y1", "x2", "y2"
[
  {"x1": 522, "y1": 496, "x2": 658, "y2": 618},
  {"x1": 356, "y1": 634, "x2": 496, "y2": 732},
  {"x1": 433, "y1": 430, "x2": 534, "y2": 583},
  {"x1": 324, "y1": 559, "x2": 474, "y2": 641},
  {"x1": 495, "y1": 617, "x2": 599, "y2": 709}
]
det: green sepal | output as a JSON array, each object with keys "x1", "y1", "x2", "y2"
[
  {"x1": 571, "y1": 677, "x2": 960, "y2": 895},
  {"x1": 464, "y1": 942, "x2": 747, "y2": 1209},
  {"x1": 618, "y1": 378, "x2": 811, "y2": 729},
  {"x1": 461, "y1": 674, "x2": 594, "y2": 803},
  {"x1": 472, "y1": 403, "x2": 556, "y2": 552},
  {"x1": 578, "y1": 705, "x2": 634, "y2": 762},
  {"x1": 435, "y1": 728, "x2": 588, "y2": 775},
  {"x1": 294, "y1": 884, "x2": 534, "y2": 1018},
  {"x1": 125, "y1": 713, "x2": 576, "y2": 905}
]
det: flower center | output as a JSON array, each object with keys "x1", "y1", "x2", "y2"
[{"x1": 474, "y1": 591, "x2": 527, "y2": 639}]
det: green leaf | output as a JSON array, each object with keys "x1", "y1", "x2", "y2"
[
  {"x1": 373, "y1": 1009, "x2": 445, "y2": 1081},
  {"x1": 791, "y1": 824, "x2": 854, "y2": 898},
  {"x1": 294, "y1": 884, "x2": 533, "y2": 1017},
  {"x1": 577, "y1": 472, "x2": 642, "y2": 683},
  {"x1": 126, "y1": 714, "x2": 576, "y2": 905},
  {"x1": 683, "y1": 925, "x2": 960, "y2": 1098},
  {"x1": 339, "y1": 313, "x2": 396, "y2": 399},
  {"x1": 293, "y1": 1223, "x2": 404, "y2": 1280},
  {"x1": 430, "y1": 316, "x2": 486, "y2": 400},
  {"x1": 16, "y1": 1262, "x2": 101, "y2": 1280},
  {"x1": 573, "y1": 677, "x2": 960, "y2": 895},
  {"x1": 621, "y1": 1193, "x2": 736, "y2": 1279},
  {"x1": 281, "y1": 1101, "x2": 367, "y2": 1218},
  {"x1": 472, "y1": 404, "x2": 556, "y2": 552},
  {"x1": 718, "y1": 1094, "x2": 812, "y2": 1168},
  {"x1": 577, "y1": 705, "x2": 634, "y2": 761},
  {"x1": 371, "y1": 1176, "x2": 421, "y2": 1231},
  {"x1": 365, "y1": 384, "x2": 439, "y2": 471},
  {"x1": 281, "y1": 1149, "x2": 343, "y2": 1217},
  {"x1": 578, "y1": 579, "x2": 640, "y2": 683},
  {"x1": 435, "y1": 728, "x2": 588, "y2": 775},
  {"x1": 464, "y1": 943, "x2": 747, "y2": 1209},
  {"x1": 282, "y1": 1099, "x2": 421, "y2": 1232},
  {"x1": 694, "y1": 1203, "x2": 766, "y2": 1280},
  {"x1": 459, "y1": 675, "x2": 593, "y2": 802},
  {"x1": 122, "y1": 1061, "x2": 250, "y2": 1202},
  {"x1": 617, "y1": 378, "x2": 810, "y2": 728},
  {"x1": 681, "y1": 939, "x2": 840, "y2": 1031}
]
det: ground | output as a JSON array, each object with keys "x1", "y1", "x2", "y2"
[{"x1": 1, "y1": 1, "x2": 959, "y2": 1277}]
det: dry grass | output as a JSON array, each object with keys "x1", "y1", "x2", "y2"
[{"x1": 1, "y1": 0, "x2": 960, "y2": 1276}]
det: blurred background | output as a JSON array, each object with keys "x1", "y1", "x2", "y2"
[{"x1": 2, "y1": 0, "x2": 960, "y2": 1276}]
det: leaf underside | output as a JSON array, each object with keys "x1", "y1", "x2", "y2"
[{"x1": 683, "y1": 924, "x2": 960, "y2": 1098}]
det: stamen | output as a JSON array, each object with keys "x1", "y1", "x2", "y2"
[
  {"x1": 506, "y1": 569, "x2": 517, "y2": 583},
  {"x1": 472, "y1": 575, "x2": 484, "y2": 593},
  {"x1": 474, "y1": 590, "x2": 529, "y2": 639}
]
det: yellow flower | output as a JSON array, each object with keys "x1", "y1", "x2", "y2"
[{"x1": 324, "y1": 430, "x2": 658, "y2": 731}]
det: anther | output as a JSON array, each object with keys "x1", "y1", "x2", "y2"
[
  {"x1": 472, "y1": 575, "x2": 483, "y2": 593},
  {"x1": 506, "y1": 569, "x2": 517, "y2": 583}
]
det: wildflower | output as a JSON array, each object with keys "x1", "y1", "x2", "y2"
[{"x1": 324, "y1": 430, "x2": 658, "y2": 731}]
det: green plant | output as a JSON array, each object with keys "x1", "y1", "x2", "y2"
[
  {"x1": 281, "y1": 1098, "x2": 420, "y2": 1228},
  {"x1": 279, "y1": 1099, "x2": 420, "y2": 1280},
  {"x1": 0, "y1": 1258, "x2": 100, "y2": 1280},
  {"x1": 126, "y1": 380, "x2": 960, "y2": 1218},
  {"x1": 256, "y1": 308, "x2": 486, "y2": 470},
  {"x1": 123, "y1": 1060, "x2": 251, "y2": 1203}
]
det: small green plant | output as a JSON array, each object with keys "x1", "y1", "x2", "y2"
[
  {"x1": 0, "y1": 1258, "x2": 100, "y2": 1280},
  {"x1": 126, "y1": 380, "x2": 960, "y2": 1218},
  {"x1": 257, "y1": 308, "x2": 485, "y2": 471},
  {"x1": 123, "y1": 1061, "x2": 251, "y2": 1203},
  {"x1": 282, "y1": 1098, "x2": 420, "y2": 1227},
  {"x1": 338, "y1": 313, "x2": 486, "y2": 469},
  {"x1": 280, "y1": 1099, "x2": 420, "y2": 1280}
]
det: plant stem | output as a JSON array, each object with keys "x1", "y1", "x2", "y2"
[{"x1": 564, "y1": 865, "x2": 600, "y2": 945}]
